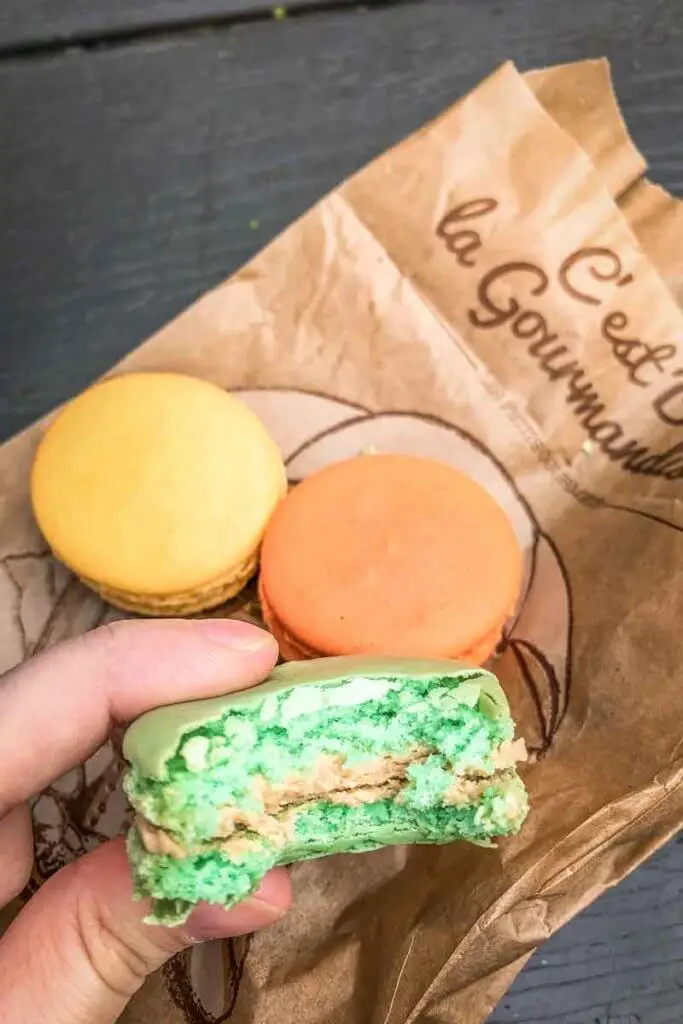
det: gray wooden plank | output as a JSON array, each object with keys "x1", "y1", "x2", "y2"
[
  {"x1": 0, "y1": 0, "x2": 681, "y2": 441},
  {"x1": 0, "y1": 0, "x2": 359, "y2": 52},
  {"x1": 0, "y1": 3, "x2": 681, "y2": 1021}
]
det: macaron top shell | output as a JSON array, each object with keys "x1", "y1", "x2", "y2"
[
  {"x1": 259, "y1": 454, "x2": 522, "y2": 660},
  {"x1": 31, "y1": 373, "x2": 286, "y2": 595},
  {"x1": 123, "y1": 655, "x2": 510, "y2": 779}
]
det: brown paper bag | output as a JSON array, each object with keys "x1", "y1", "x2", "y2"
[{"x1": 2, "y1": 59, "x2": 682, "y2": 1024}]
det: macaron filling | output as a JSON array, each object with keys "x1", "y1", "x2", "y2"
[
  {"x1": 133, "y1": 741, "x2": 525, "y2": 854},
  {"x1": 124, "y1": 664, "x2": 528, "y2": 925}
]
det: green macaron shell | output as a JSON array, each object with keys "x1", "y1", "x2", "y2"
[
  {"x1": 123, "y1": 656, "x2": 528, "y2": 925},
  {"x1": 123, "y1": 656, "x2": 510, "y2": 778}
]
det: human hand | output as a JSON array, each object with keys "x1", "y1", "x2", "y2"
[{"x1": 0, "y1": 618, "x2": 290, "y2": 1024}]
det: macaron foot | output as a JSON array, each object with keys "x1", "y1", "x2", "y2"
[{"x1": 85, "y1": 551, "x2": 259, "y2": 617}]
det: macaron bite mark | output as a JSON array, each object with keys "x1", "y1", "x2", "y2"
[
  {"x1": 258, "y1": 454, "x2": 523, "y2": 663},
  {"x1": 30, "y1": 373, "x2": 287, "y2": 615},
  {"x1": 123, "y1": 657, "x2": 529, "y2": 925}
]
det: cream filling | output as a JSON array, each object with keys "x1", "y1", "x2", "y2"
[{"x1": 136, "y1": 740, "x2": 527, "y2": 861}]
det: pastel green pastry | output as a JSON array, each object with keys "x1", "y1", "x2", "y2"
[{"x1": 123, "y1": 657, "x2": 529, "y2": 925}]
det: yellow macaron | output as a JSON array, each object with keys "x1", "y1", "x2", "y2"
[{"x1": 31, "y1": 372, "x2": 287, "y2": 615}]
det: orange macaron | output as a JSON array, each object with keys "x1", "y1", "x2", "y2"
[{"x1": 258, "y1": 454, "x2": 523, "y2": 664}]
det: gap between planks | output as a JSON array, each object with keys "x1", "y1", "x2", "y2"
[{"x1": 0, "y1": 0, "x2": 421, "y2": 61}]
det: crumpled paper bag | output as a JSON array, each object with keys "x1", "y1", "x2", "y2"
[{"x1": 1, "y1": 58, "x2": 682, "y2": 1024}]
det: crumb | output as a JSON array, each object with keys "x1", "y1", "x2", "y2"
[
  {"x1": 249, "y1": 218, "x2": 260, "y2": 231},
  {"x1": 272, "y1": 4, "x2": 287, "y2": 18},
  {"x1": 581, "y1": 440, "x2": 596, "y2": 456}
]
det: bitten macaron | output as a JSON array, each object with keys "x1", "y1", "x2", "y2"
[
  {"x1": 124, "y1": 655, "x2": 528, "y2": 925},
  {"x1": 31, "y1": 372, "x2": 287, "y2": 615},
  {"x1": 259, "y1": 454, "x2": 523, "y2": 664}
]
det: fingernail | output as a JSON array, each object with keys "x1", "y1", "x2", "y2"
[{"x1": 193, "y1": 619, "x2": 274, "y2": 652}]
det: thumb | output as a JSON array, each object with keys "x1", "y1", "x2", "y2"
[{"x1": 0, "y1": 838, "x2": 290, "y2": 1024}]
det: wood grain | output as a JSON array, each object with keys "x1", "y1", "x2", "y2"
[
  {"x1": 0, "y1": 0, "x2": 681, "y2": 440},
  {"x1": 0, "y1": 1, "x2": 682, "y2": 1020}
]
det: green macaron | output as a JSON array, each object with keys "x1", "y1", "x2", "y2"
[{"x1": 123, "y1": 656, "x2": 529, "y2": 925}]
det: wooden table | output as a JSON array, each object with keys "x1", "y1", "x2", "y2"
[{"x1": 0, "y1": 2, "x2": 681, "y2": 1021}]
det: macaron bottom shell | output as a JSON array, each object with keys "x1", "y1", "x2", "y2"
[
  {"x1": 81, "y1": 550, "x2": 259, "y2": 617},
  {"x1": 258, "y1": 577, "x2": 322, "y2": 660},
  {"x1": 258, "y1": 576, "x2": 507, "y2": 665},
  {"x1": 129, "y1": 777, "x2": 527, "y2": 927}
]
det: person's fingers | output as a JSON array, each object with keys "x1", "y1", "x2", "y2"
[
  {"x1": 0, "y1": 618, "x2": 279, "y2": 816},
  {"x1": 0, "y1": 837, "x2": 290, "y2": 1024},
  {"x1": 0, "y1": 805, "x2": 33, "y2": 906}
]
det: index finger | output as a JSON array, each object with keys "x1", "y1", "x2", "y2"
[{"x1": 0, "y1": 618, "x2": 278, "y2": 816}]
